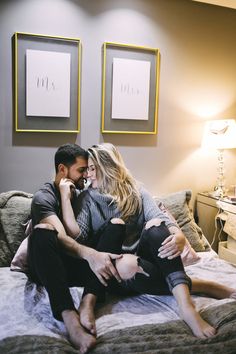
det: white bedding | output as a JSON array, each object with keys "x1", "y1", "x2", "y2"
[{"x1": 0, "y1": 251, "x2": 236, "y2": 343}]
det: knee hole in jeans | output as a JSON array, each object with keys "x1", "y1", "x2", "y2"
[
  {"x1": 115, "y1": 254, "x2": 149, "y2": 280},
  {"x1": 110, "y1": 218, "x2": 125, "y2": 225},
  {"x1": 144, "y1": 218, "x2": 163, "y2": 230}
]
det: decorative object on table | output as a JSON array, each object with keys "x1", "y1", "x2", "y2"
[
  {"x1": 101, "y1": 42, "x2": 160, "y2": 134},
  {"x1": 202, "y1": 119, "x2": 236, "y2": 197},
  {"x1": 14, "y1": 32, "x2": 81, "y2": 133}
]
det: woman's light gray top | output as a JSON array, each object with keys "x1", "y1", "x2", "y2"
[{"x1": 76, "y1": 187, "x2": 177, "y2": 252}]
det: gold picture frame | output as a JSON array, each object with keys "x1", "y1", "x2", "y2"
[
  {"x1": 14, "y1": 32, "x2": 81, "y2": 133},
  {"x1": 101, "y1": 42, "x2": 160, "y2": 134}
]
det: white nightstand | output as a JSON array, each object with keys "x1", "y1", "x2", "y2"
[
  {"x1": 218, "y1": 212, "x2": 236, "y2": 266},
  {"x1": 196, "y1": 192, "x2": 236, "y2": 253}
]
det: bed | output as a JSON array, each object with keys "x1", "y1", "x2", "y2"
[{"x1": 0, "y1": 190, "x2": 236, "y2": 353}]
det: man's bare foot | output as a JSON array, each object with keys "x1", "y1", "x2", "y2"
[
  {"x1": 79, "y1": 294, "x2": 97, "y2": 335},
  {"x1": 192, "y1": 279, "x2": 236, "y2": 299},
  {"x1": 229, "y1": 290, "x2": 236, "y2": 299},
  {"x1": 62, "y1": 309, "x2": 96, "y2": 354},
  {"x1": 180, "y1": 303, "x2": 216, "y2": 338}
]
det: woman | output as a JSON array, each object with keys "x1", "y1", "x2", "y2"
[{"x1": 60, "y1": 143, "x2": 236, "y2": 344}]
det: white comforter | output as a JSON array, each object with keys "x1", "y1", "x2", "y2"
[{"x1": 0, "y1": 251, "x2": 236, "y2": 343}]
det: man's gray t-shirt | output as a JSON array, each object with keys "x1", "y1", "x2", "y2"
[{"x1": 31, "y1": 182, "x2": 80, "y2": 227}]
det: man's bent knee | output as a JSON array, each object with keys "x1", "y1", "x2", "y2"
[
  {"x1": 31, "y1": 223, "x2": 58, "y2": 250},
  {"x1": 34, "y1": 223, "x2": 56, "y2": 231}
]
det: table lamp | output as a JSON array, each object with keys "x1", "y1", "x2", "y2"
[{"x1": 202, "y1": 119, "x2": 236, "y2": 198}]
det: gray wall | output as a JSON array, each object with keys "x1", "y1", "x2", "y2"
[{"x1": 0, "y1": 0, "x2": 236, "y2": 197}]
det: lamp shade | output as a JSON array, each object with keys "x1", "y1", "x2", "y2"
[{"x1": 202, "y1": 119, "x2": 236, "y2": 150}]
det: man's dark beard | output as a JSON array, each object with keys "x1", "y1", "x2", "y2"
[{"x1": 76, "y1": 178, "x2": 87, "y2": 190}]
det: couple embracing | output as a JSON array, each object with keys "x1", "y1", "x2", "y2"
[{"x1": 28, "y1": 143, "x2": 236, "y2": 353}]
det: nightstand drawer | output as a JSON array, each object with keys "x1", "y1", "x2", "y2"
[
  {"x1": 218, "y1": 241, "x2": 236, "y2": 266},
  {"x1": 227, "y1": 236, "x2": 236, "y2": 252},
  {"x1": 196, "y1": 193, "x2": 220, "y2": 252},
  {"x1": 197, "y1": 193, "x2": 218, "y2": 208},
  {"x1": 196, "y1": 192, "x2": 236, "y2": 253}
]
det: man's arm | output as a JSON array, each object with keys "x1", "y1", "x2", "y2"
[{"x1": 40, "y1": 214, "x2": 122, "y2": 286}]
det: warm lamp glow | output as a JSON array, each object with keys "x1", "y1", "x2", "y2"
[
  {"x1": 202, "y1": 119, "x2": 236, "y2": 150},
  {"x1": 202, "y1": 119, "x2": 236, "y2": 197}
]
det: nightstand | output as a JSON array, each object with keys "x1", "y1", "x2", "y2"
[
  {"x1": 218, "y1": 211, "x2": 236, "y2": 266},
  {"x1": 196, "y1": 192, "x2": 236, "y2": 253}
]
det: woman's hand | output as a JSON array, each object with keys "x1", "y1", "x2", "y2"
[
  {"x1": 158, "y1": 227, "x2": 186, "y2": 259},
  {"x1": 59, "y1": 178, "x2": 75, "y2": 200}
]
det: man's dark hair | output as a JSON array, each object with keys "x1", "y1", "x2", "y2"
[{"x1": 54, "y1": 143, "x2": 88, "y2": 172}]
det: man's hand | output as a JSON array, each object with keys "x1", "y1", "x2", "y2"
[
  {"x1": 158, "y1": 227, "x2": 186, "y2": 260},
  {"x1": 86, "y1": 249, "x2": 123, "y2": 286}
]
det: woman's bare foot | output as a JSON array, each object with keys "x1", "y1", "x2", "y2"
[
  {"x1": 79, "y1": 294, "x2": 97, "y2": 335},
  {"x1": 172, "y1": 283, "x2": 216, "y2": 338},
  {"x1": 62, "y1": 309, "x2": 96, "y2": 354},
  {"x1": 180, "y1": 302, "x2": 216, "y2": 338}
]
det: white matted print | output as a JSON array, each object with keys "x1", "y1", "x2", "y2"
[
  {"x1": 111, "y1": 58, "x2": 151, "y2": 120},
  {"x1": 26, "y1": 49, "x2": 71, "y2": 117}
]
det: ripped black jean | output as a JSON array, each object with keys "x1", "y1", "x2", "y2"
[
  {"x1": 84, "y1": 220, "x2": 191, "y2": 297},
  {"x1": 27, "y1": 222, "x2": 126, "y2": 321},
  {"x1": 27, "y1": 221, "x2": 191, "y2": 321},
  {"x1": 109, "y1": 222, "x2": 191, "y2": 296}
]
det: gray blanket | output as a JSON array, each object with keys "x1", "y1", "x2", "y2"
[{"x1": 1, "y1": 301, "x2": 236, "y2": 354}]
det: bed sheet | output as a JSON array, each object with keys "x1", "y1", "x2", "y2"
[{"x1": 0, "y1": 250, "x2": 235, "y2": 343}]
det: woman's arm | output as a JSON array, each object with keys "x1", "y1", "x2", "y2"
[
  {"x1": 59, "y1": 178, "x2": 81, "y2": 238},
  {"x1": 141, "y1": 188, "x2": 186, "y2": 257},
  {"x1": 141, "y1": 187, "x2": 177, "y2": 228},
  {"x1": 158, "y1": 227, "x2": 186, "y2": 259}
]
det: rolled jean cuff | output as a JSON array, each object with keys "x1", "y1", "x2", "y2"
[{"x1": 166, "y1": 271, "x2": 192, "y2": 292}]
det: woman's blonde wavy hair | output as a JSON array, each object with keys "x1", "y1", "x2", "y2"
[{"x1": 88, "y1": 143, "x2": 142, "y2": 221}]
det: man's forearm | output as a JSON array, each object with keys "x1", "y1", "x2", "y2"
[
  {"x1": 39, "y1": 214, "x2": 93, "y2": 261},
  {"x1": 74, "y1": 240, "x2": 95, "y2": 262},
  {"x1": 57, "y1": 224, "x2": 122, "y2": 287},
  {"x1": 57, "y1": 229, "x2": 95, "y2": 261}
]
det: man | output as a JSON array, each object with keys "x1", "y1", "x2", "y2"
[{"x1": 27, "y1": 143, "x2": 122, "y2": 354}]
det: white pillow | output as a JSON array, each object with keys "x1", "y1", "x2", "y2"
[{"x1": 10, "y1": 237, "x2": 28, "y2": 273}]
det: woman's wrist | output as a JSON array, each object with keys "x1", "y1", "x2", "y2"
[{"x1": 168, "y1": 225, "x2": 180, "y2": 234}]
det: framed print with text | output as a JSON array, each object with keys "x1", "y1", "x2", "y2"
[
  {"x1": 101, "y1": 42, "x2": 160, "y2": 134},
  {"x1": 14, "y1": 32, "x2": 81, "y2": 133}
]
